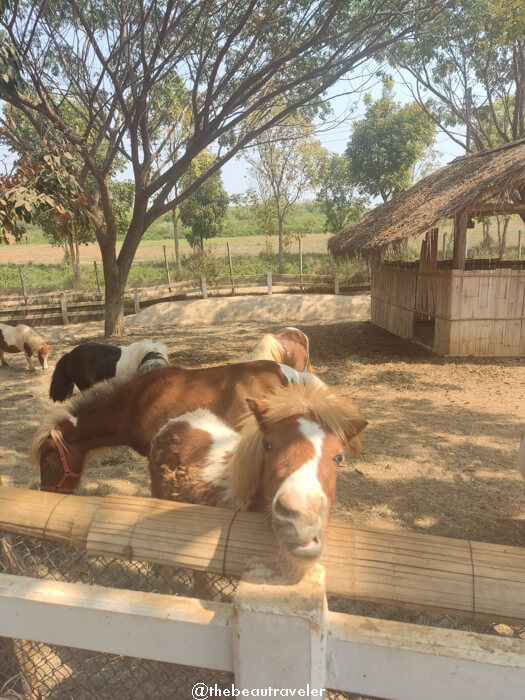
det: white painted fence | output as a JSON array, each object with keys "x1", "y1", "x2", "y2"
[{"x1": 1, "y1": 560, "x2": 524, "y2": 699}]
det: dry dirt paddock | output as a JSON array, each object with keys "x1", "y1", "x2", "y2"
[{"x1": 1, "y1": 294, "x2": 524, "y2": 549}]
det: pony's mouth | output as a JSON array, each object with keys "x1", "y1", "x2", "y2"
[{"x1": 287, "y1": 535, "x2": 322, "y2": 558}]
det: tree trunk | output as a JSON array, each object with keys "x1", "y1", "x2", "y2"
[
  {"x1": 278, "y1": 216, "x2": 284, "y2": 274},
  {"x1": 101, "y1": 251, "x2": 126, "y2": 336},
  {"x1": 172, "y1": 207, "x2": 182, "y2": 276},
  {"x1": 67, "y1": 231, "x2": 82, "y2": 288}
]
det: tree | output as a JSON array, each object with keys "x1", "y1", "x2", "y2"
[
  {"x1": 0, "y1": 149, "x2": 90, "y2": 257},
  {"x1": 247, "y1": 115, "x2": 328, "y2": 272},
  {"x1": 316, "y1": 154, "x2": 367, "y2": 233},
  {"x1": 345, "y1": 82, "x2": 436, "y2": 202},
  {"x1": 0, "y1": 0, "x2": 445, "y2": 335},
  {"x1": 179, "y1": 156, "x2": 229, "y2": 250},
  {"x1": 387, "y1": 0, "x2": 525, "y2": 152}
]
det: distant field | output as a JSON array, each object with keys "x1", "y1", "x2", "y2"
[{"x1": 0, "y1": 232, "x2": 333, "y2": 265}]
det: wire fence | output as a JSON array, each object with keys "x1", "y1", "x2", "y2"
[{"x1": 1, "y1": 530, "x2": 523, "y2": 700}]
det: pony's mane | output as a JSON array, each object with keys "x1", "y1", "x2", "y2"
[
  {"x1": 28, "y1": 377, "x2": 127, "y2": 469},
  {"x1": 228, "y1": 381, "x2": 364, "y2": 504},
  {"x1": 240, "y1": 334, "x2": 284, "y2": 363},
  {"x1": 63, "y1": 376, "x2": 128, "y2": 416},
  {"x1": 28, "y1": 406, "x2": 74, "y2": 469}
]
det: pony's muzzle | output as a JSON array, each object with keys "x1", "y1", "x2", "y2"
[{"x1": 272, "y1": 495, "x2": 326, "y2": 559}]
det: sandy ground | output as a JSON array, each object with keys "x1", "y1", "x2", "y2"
[{"x1": 1, "y1": 293, "x2": 524, "y2": 547}]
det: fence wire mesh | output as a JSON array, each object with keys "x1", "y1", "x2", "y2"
[{"x1": 1, "y1": 530, "x2": 523, "y2": 700}]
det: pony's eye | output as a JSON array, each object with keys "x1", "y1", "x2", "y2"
[
  {"x1": 263, "y1": 440, "x2": 272, "y2": 451},
  {"x1": 333, "y1": 454, "x2": 343, "y2": 465}
]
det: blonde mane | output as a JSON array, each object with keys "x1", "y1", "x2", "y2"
[
  {"x1": 28, "y1": 377, "x2": 126, "y2": 470},
  {"x1": 240, "y1": 334, "x2": 284, "y2": 363},
  {"x1": 228, "y1": 381, "x2": 365, "y2": 504}
]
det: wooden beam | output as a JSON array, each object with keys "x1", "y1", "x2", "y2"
[
  {"x1": 468, "y1": 204, "x2": 525, "y2": 217},
  {"x1": 453, "y1": 210, "x2": 468, "y2": 270},
  {"x1": 1, "y1": 488, "x2": 525, "y2": 624},
  {"x1": 327, "y1": 611, "x2": 525, "y2": 700},
  {"x1": 0, "y1": 572, "x2": 232, "y2": 670}
]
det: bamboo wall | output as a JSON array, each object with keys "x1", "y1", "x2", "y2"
[
  {"x1": 445, "y1": 269, "x2": 525, "y2": 356},
  {"x1": 371, "y1": 258, "x2": 525, "y2": 356}
]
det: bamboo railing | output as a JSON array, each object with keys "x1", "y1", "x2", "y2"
[{"x1": 1, "y1": 487, "x2": 524, "y2": 625}]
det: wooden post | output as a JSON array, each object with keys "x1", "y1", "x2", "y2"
[
  {"x1": 201, "y1": 276, "x2": 208, "y2": 299},
  {"x1": 133, "y1": 289, "x2": 140, "y2": 313},
  {"x1": 227, "y1": 241, "x2": 235, "y2": 295},
  {"x1": 163, "y1": 245, "x2": 171, "y2": 286},
  {"x1": 442, "y1": 232, "x2": 448, "y2": 260},
  {"x1": 452, "y1": 211, "x2": 468, "y2": 270},
  {"x1": 518, "y1": 230, "x2": 522, "y2": 261},
  {"x1": 59, "y1": 293, "x2": 69, "y2": 325},
  {"x1": 299, "y1": 237, "x2": 303, "y2": 291},
  {"x1": 430, "y1": 227, "x2": 439, "y2": 268},
  {"x1": 233, "y1": 561, "x2": 327, "y2": 694},
  {"x1": 18, "y1": 265, "x2": 27, "y2": 305},
  {"x1": 267, "y1": 271, "x2": 272, "y2": 295},
  {"x1": 93, "y1": 261, "x2": 102, "y2": 296},
  {"x1": 334, "y1": 276, "x2": 340, "y2": 295}
]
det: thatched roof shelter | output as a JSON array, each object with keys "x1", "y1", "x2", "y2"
[{"x1": 328, "y1": 139, "x2": 525, "y2": 258}]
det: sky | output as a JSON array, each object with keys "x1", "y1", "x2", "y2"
[{"x1": 220, "y1": 73, "x2": 467, "y2": 197}]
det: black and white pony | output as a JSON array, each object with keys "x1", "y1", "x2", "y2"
[{"x1": 49, "y1": 339, "x2": 169, "y2": 402}]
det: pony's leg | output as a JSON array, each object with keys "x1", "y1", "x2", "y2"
[
  {"x1": 25, "y1": 352, "x2": 35, "y2": 371},
  {"x1": 0, "y1": 349, "x2": 7, "y2": 366}
]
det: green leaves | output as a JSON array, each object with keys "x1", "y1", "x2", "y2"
[
  {"x1": 345, "y1": 84, "x2": 436, "y2": 202},
  {"x1": 316, "y1": 154, "x2": 367, "y2": 233}
]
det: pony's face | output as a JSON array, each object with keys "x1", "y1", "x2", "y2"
[
  {"x1": 246, "y1": 400, "x2": 354, "y2": 561},
  {"x1": 38, "y1": 343, "x2": 52, "y2": 370},
  {"x1": 38, "y1": 436, "x2": 82, "y2": 493}
]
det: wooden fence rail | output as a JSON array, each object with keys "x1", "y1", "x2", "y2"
[
  {"x1": 1, "y1": 487, "x2": 525, "y2": 699},
  {"x1": 0, "y1": 273, "x2": 370, "y2": 326},
  {"x1": 1, "y1": 487, "x2": 524, "y2": 626}
]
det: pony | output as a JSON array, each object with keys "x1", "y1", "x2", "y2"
[
  {"x1": 49, "y1": 339, "x2": 169, "y2": 402},
  {"x1": 32, "y1": 360, "x2": 324, "y2": 493},
  {"x1": 241, "y1": 327, "x2": 313, "y2": 372},
  {"x1": 0, "y1": 323, "x2": 52, "y2": 371},
  {"x1": 148, "y1": 381, "x2": 367, "y2": 565}
]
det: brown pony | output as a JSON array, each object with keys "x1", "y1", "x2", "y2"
[
  {"x1": 31, "y1": 360, "x2": 323, "y2": 493},
  {"x1": 148, "y1": 382, "x2": 367, "y2": 563},
  {"x1": 241, "y1": 327, "x2": 313, "y2": 372}
]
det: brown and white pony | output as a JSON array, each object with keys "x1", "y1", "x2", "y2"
[
  {"x1": 0, "y1": 323, "x2": 52, "y2": 371},
  {"x1": 241, "y1": 327, "x2": 313, "y2": 372},
  {"x1": 149, "y1": 382, "x2": 367, "y2": 563},
  {"x1": 31, "y1": 360, "x2": 323, "y2": 494}
]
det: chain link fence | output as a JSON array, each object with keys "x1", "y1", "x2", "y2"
[{"x1": 1, "y1": 530, "x2": 523, "y2": 700}]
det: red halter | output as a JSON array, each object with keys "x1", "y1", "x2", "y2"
[{"x1": 39, "y1": 439, "x2": 81, "y2": 494}]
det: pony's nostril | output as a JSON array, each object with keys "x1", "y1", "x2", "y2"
[{"x1": 274, "y1": 498, "x2": 300, "y2": 521}]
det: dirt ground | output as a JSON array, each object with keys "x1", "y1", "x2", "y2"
[{"x1": 1, "y1": 297, "x2": 524, "y2": 547}]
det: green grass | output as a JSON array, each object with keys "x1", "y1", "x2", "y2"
[{"x1": 0, "y1": 250, "x2": 368, "y2": 296}]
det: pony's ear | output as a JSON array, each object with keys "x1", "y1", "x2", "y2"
[
  {"x1": 245, "y1": 396, "x2": 269, "y2": 424},
  {"x1": 345, "y1": 418, "x2": 368, "y2": 455}
]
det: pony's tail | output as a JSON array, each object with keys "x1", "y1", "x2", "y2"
[{"x1": 49, "y1": 354, "x2": 74, "y2": 402}]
